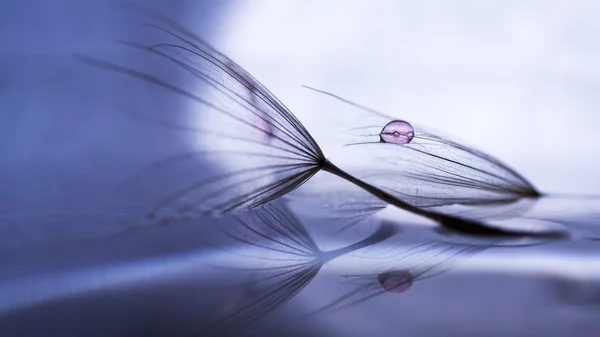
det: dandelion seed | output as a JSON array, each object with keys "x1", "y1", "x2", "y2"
[{"x1": 73, "y1": 4, "x2": 566, "y2": 237}]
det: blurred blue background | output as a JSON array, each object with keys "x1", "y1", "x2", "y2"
[{"x1": 1, "y1": 1, "x2": 600, "y2": 336}]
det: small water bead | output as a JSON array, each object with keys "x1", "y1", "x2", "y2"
[
  {"x1": 379, "y1": 120, "x2": 414, "y2": 144},
  {"x1": 377, "y1": 270, "x2": 413, "y2": 293}
]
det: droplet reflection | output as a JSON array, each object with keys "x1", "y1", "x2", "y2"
[
  {"x1": 377, "y1": 270, "x2": 413, "y2": 293},
  {"x1": 380, "y1": 120, "x2": 414, "y2": 144}
]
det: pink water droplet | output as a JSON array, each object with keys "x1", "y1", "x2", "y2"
[
  {"x1": 380, "y1": 120, "x2": 414, "y2": 144},
  {"x1": 377, "y1": 270, "x2": 413, "y2": 293}
]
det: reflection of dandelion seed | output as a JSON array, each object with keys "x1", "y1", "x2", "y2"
[
  {"x1": 307, "y1": 239, "x2": 505, "y2": 315},
  {"x1": 74, "y1": 4, "x2": 565, "y2": 237},
  {"x1": 196, "y1": 201, "x2": 397, "y2": 336}
]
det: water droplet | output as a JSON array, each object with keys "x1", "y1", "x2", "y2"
[
  {"x1": 380, "y1": 120, "x2": 414, "y2": 144},
  {"x1": 377, "y1": 270, "x2": 413, "y2": 293}
]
